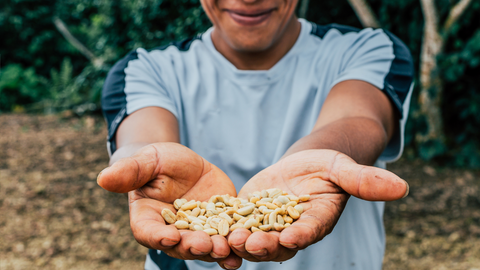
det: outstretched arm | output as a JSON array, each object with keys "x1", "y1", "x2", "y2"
[
  {"x1": 284, "y1": 79, "x2": 397, "y2": 164},
  {"x1": 229, "y1": 80, "x2": 409, "y2": 262},
  {"x1": 98, "y1": 107, "x2": 241, "y2": 269},
  {"x1": 108, "y1": 106, "x2": 180, "y2": 165}
]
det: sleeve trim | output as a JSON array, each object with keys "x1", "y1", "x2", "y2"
[
  {"x1": 106, "y1": 107, "x2": 128, "y2": 156},
  {"x1": 379, "y1": 82, "x2": 415, "y2": 163},
  {"x1": 381, "y1": 30, "x2": 415, "y2": 119}
]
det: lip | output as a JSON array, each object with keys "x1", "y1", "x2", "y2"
[{"x1": 226, "y1": 8, "x2": 275, "y2": 26}]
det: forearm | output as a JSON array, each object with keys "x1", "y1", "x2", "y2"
[
  {"x1": 109, "y1": 107, "x2": 180, "y2": 166},
  {"x1": 283, "y1": 117, "x2": 388, "y2": 166}
]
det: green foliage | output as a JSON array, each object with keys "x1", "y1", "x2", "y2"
[
  {"x1": 45, "y1": 58, "x2": 84, "y2": 113},
  {"x1": 0, "y1": 0, "x2": 211, "y2": 114},
  {"x1": 0, "y1": 64, "x2": 48, "y2": 112},
  {"x1": 438, "y1": 1, "x2": 480, "y2": 167},
  {"x1": 0, "y1": 0, "x2": 480, "y2": 166}
]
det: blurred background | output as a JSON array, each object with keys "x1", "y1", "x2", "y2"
[{"x1": 0, "y1": 0, "x2": 479, "y2": 269}]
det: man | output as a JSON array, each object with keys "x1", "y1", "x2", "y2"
[{"x1": 98, "y1": 0, "x2": 414, "y2": 269}]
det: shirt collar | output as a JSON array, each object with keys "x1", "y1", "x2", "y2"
[{"x1": 202, "y1": 19, "x2": 312, "y2": 86}]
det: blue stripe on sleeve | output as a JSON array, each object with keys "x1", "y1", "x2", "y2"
[
  {"x1": 148, "y1": 249, "x2": 188, "y2": 270},
  {"x1": 381, "y1": 30, "x2": 415, "y2": 118},
  {"x1": 310, "y1": 23, "x2": 414, "y2": 119},
  {"x1": 101, "y1": 49, "x2": 139, "y2": 154}
]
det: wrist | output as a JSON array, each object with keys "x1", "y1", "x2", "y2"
[{"x1": 282, "y1": 118, "x2": 387, "y2": 165}]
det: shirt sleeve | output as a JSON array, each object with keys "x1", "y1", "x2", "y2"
[
  {"x1": 330, "y1": 28, "x2": 415, "y2": 162},
  {"x1": 101, "y1": 48, "x2": 178, "y2": 156}
]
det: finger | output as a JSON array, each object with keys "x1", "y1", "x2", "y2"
[
  {"x1": 278, "y1": 221, "x2": 320, "y2": 250},
  {"x1": 245, "y1": 231, "x2": 297, "y2": 262},
  {"x1": 329, "y1": 153, "x2": 409, "y2": 201},
  {"x1": 97, "y1": 145, "x2": 162, "y2": 193},
  {"x1": 166, "y1": 232, "x2": 232, "y2": 263},
  {"x1": 218, "y1": 252, "x2": 243, "y2": 270},
  {"x1": 129, "y1": 198, "x2": 181, "y2": 250},
  {"x1": 97, "y1": 143, "x2": 204, "y2": 193},
  {"x1": 227, "y1": 228, "x2": 259, "y2": 261},
  {"x1": 210, "y1": 235, "x2": 231, "y2": 259},
  {"x1": 171, "y1": 230, "x2": 215, "y2": 260},
  {"x1": 278, "y1": 195, "x2": 346, "y2": 249}
]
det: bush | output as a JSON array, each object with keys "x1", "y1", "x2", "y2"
[{"x1": 0, "y1": 64, "x2": 48, "y2": 112}]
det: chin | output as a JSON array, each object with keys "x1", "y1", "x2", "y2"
[
  {"x1": 235, "y1": 43, "x2": 270, "y2": 53},
  {"x1": 229, "y1": 34, "x2": 274, "y2": 53}
]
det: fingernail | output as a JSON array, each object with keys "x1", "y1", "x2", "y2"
[
  {"x1": 402, "y1": 180, "x2": 409, "y2": 199},
  {"x1": 224, "y1": 264, "x2": 238, "y2": 270},
  {"x1": 190, "y1": 247, "x2": 208, "y2": 256},
  {"x1": 96, "y1": 167, "x2": 110, "y2": 183},
  {"x1": 249, "y1": 249, "x2": 267, "y2": 256},
  {"x1": 280, "y1": 242, "x2": 298, "y2": 249},
  {"x1": 231, "y1": 244, "x2": 244, "y2": 251},
  {"x1": 161, "y1": 239, "x2": 178, "y2": 247},
  {"x1": 210, "y1": 252, "x2": 226, "y2": 259}
]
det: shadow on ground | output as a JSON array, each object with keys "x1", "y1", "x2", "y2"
[{"x1": 0, "y1": 114, "x2": 479, "y2": 269}]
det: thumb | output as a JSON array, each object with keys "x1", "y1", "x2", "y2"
[
  {"x1": 97, "y1": 143, "x2": 205, "y2": 193},
  {"x1": 329, "y1": 154, "x2": 409, "y2": 201},
  {"x1": 97, "y1": 144, "x2": 161, "y2": 193}
]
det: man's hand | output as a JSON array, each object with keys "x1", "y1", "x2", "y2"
[
  {"x1": 97, "y1": 142, "x2": 242, "y2": 269},
  {"x1": 228, "y1": 149, "x2": 408, "y2": 262}
]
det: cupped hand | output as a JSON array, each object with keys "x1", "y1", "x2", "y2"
[
  {"x1": 97, "y1": 142, "x2": 241, "y2": 269},
  {"x1": 229, "y1": 149, "x2": 408, "y2": 262}
]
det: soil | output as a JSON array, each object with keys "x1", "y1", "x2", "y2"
[{"x1": 0, "y1": 114, "x2": 479, "y2": 269}]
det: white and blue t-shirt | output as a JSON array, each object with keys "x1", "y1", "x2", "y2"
[{"x1": 102, "y1": 19, "x2": 414, "y2": 270}]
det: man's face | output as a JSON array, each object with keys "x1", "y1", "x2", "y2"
[{"x1": 201, "y1": 0, "x2": 299, "y2": 52}]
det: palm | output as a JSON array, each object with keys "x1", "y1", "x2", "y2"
[
  {"x1": 238, "y1": 151, "x2": 350, "y2": 244},
  {"x1": 127, "y1": 143, "x2": 237, "y2": 203},
  {"x1": 98, "y1": 143, "x2": 239, "y2": 266},
  {"x1": 230, "y1": 149, "x2": 408, "y2": 262}
]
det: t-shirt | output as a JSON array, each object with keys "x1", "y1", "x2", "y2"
[{"x1": 102, "y1": 18, "x2": 414, "y2": 270}]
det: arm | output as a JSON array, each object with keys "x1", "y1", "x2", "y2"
[
  {"x1": 283, "y1": 79, "x2": 397, "y2": 165},
  {"x1": 229, "y1": 80, "x2": 408, "y2": 262},
  {"x1": 98, "y1": 107, "x2": 241, "y2": 268},
  {"x1": 109, "y1": 106, "x2": 179, "y2": 165}
]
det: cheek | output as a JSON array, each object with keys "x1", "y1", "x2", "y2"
[{"x1": 201, "y1": 0, "x2": 221, "y2": 25}]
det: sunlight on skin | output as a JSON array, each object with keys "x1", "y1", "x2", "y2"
[
  {"x1": 97, "y1": 143, "x2": 242, "y2": 269},
  {"x1": 97, "y1": 145, "x2": 407, "y2": 267},
  {"x1": 229, "y1": 149, "x2": 408, "y2": 262}
]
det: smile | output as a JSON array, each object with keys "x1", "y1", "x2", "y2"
[{"x1": 226, "y1": 9, "x2": 275, "y2": 26}]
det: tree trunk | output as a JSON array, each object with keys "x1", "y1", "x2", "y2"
[
  {"x1": 53, "y1": 16, "x2": 104, "y2": 69},
  {"x1": 417, "y1": 0, "x2": 445, "y2": 144},
  {"x1": 346, "y1": 0, "x2": 380, "y2": 28},
  {"x1": 417, "y1": 0, "x2": 472, "y2": 146}
]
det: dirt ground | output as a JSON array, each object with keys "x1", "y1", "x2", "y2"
[{"x1": 0, "y1": 114, "x2": 479, "y2": 270}]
